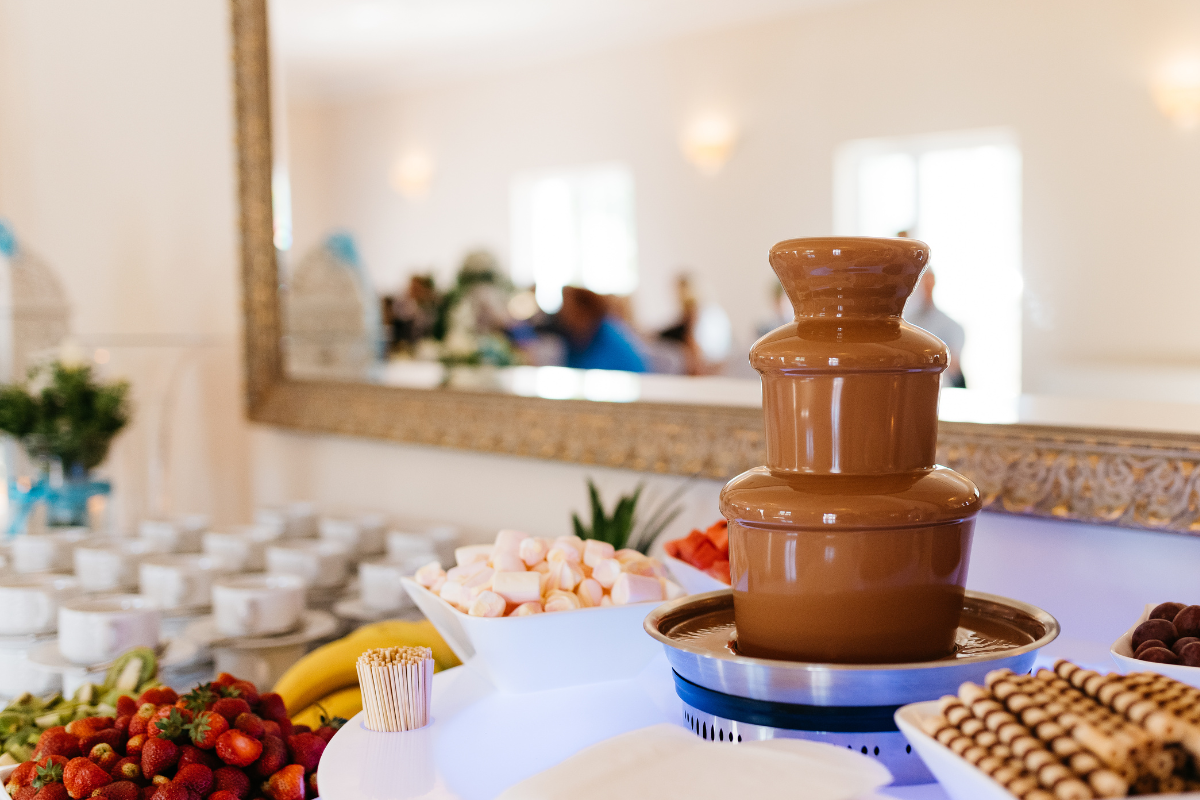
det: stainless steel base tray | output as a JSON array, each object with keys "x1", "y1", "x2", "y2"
[{"x1": 645, "y1": 589, "x2": 1059, "y2": 707}]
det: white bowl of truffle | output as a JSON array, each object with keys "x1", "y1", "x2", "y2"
[{"x1": 1111, "y1": 601, "x2": 1200, "y2": 687}]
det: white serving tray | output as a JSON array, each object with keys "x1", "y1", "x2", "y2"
[
  {"x1": 663, "y1": 554, "x2": 728, "y2": 595},
  {"x1": 895, "y1": 700, "x2": 1200, "y2": 800},
  {"x1": 401, "y1": 578, "x2": 664, "y2": 693}
]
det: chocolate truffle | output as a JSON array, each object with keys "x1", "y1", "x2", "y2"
[
  {"x1": 1174, "y1": 606, "x2": 1200, "y2": 638},
  {"x1": 1136, "y1": 639, "x2": 1167, "y2": 658},
  {"x1": 1138, "y1": 646, "x2": 1179, "y2": 664},
  {"x1": 1133, "y1": 618, "x2": 1178, "y2": 650},
  {"x1": 1180, "y1": 642, "x2": 1200, "y2": 668},
  {"x1": 1151, "y1": 601, "x2": 1187, "y2": 621},
  {"x1": 1173, "y1": 636, "x2": 1200, "y2": 656}
]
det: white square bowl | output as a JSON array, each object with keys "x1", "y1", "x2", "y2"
[
  {"x1": 401, "y1": 577, "x2": 665, "y2": 694},
  {"x1": 895, "y1": 699, "x2": 1200, "y2": 799},
  {"x1": 662, "y1": 554, "x2": 728, "y2": 595},
  {"x1": 1110, "y1": 603, "x2": 1200, "y2": 688}
]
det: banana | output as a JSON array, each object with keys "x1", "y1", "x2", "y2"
[
  {"x1": 290, "y1": 685, "x2": 363, "y2": 730},
  {"x1": 274, "y1": 619, "x2": 460, "y2": 715}
]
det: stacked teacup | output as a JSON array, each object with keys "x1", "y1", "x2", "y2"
[
  {"x1": 0, "y1": 573, "x2": 81, "y2": 698},
  {"x1": 331, "y1": 527, "x2": 449, "y2": 625}
]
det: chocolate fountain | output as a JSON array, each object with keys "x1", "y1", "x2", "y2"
[{"x1": 646, "y1": 237, "x2": 1059, "y2": 784}]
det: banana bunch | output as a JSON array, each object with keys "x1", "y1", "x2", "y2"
[{"x1": 275, "y1": 619, "x2": 460, "y2": 726}]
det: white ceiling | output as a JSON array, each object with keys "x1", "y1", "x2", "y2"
[{"x1": 272, "y1": 0, "x2": 870, "y2": 96}]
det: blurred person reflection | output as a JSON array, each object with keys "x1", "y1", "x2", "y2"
[
  {"x1": 658, "y1": 273, "x2": 732, "y2": 375},
  {"x1": 557, "y1": 286, "x2": 648, "y2": 373},
  {"x1": 904, "y1": 268, "x2": 966, "y2": 388}
]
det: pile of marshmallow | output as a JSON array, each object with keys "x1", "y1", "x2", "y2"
[{"x1": 412, "y1": 530, "x2": 686, "y2": 617}]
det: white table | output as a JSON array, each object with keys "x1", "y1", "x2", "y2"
[{"x1": 320, "y1": 652, "x2": 953, "y2": 800}]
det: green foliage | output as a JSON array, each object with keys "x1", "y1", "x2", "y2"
[
  {"x1": 0, "y1": 360, "x2": 130, "y2": 472},
  {"x1": 571, "y1": 478, "x2": 688, "y2": 555}
]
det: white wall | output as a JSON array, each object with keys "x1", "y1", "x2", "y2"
[
  {"x1": 0, "y1": 0, "x2": 252, "y2": 527},
  {"x1": 286, "y1": 0, "x2": 1200, "y2": 396}
]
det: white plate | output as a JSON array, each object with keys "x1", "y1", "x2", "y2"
[
  {"x1": 1110, "y1": 603, "x2": 1200, "y2": 687},
  {"x1": 401, "y1": 578, "x2": 665, "y2": 694},
  {"x1": 183, "y1": 609, "x2": 338, "y2": 649},
  {"x1": 895, "y1": 700, "x2": 1200, "y2": 800},
  {"x1": 663, "y1": 554, "x2": 728, "y2": 595},
  {"x1": 26, "y1": 636, "x2": 199, "y2": 673}
]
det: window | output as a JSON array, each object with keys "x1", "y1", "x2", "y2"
[
  {"x1": 834, "y1": 130, "x2": 1022, "y2": 396},
  {"x1": 510, "y1": 163, "x2": 637, "y2": 313}
]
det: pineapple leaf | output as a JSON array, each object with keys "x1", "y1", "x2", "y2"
[{"x1": 572, "y1": 512, "x2": 589, "y2": 540}]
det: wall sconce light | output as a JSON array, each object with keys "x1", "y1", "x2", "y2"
[
  {"x1": 390, "y1": 150, "x2": 436, "y2": 199},
  {"x1": 680, "y1": 113, "x2": 738, "y2": 175},
  {"x1": 1151, "y1": 57, "x2": 1200, "y2": 130}
]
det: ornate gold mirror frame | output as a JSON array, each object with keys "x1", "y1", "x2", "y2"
[{"x1": 230, "y1": 0, "x2": 1200, "y2": 534}]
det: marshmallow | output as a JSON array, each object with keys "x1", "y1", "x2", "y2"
[
  {"x1": 468, "y1": 590, "x2": 506, "y2": 617},
  {"x1": 614, "y1": 548, "x2": 642, "y2": 564},
  {"x1": 611, "y1": 573, "x2": 664, "y2": 605},
  {"x1": 576, "y1": 578, "x2": 603, "y2": 608},
  {"x1": 546, "y1": 544, "x2": 581, "y2": 564},
  {"x1": 494, "y1": 529, "x2": 529, "y2": 557},
  {"x1": 492, "y1": 571, "x2": 542, "y2": 605},
  {"x1": 591, "y1": 558, "x2": 622, "y2": 589},
  {"x1": 555, "y1": 535, "x2": 585, "y2": 555},
  {"x1": 600, "y1": 594, "x2": 613, "y2": 607},
  {"x1": 462, "y1": 566, "x2": 494, "y2": 590},
  {"x1": 547, "y1": 560, "x2": 583, "y2": 592},
  {"x1": 446, "y1": 559, "x2": 489, "y2": 582},
  {"x1": 544, "y1": 591, "x2": 582, "y2": 612},
  {"x1": 455, "y1": 544, "x2": 493, "y2": 567},
  {"x1": 439, "y1": 580, "x2": 469, "y2": 609},
  {"x1": 582, "y1": 540, "x2": 615, "y2": 568},
  {"x1": 620, "y1": 555, "x2": 660, "y2": 578},
  {"x1": 414, "y1": 561, "x2": 446, "y2": 588},
  {"x1": 511, "y1": 601, "x2": 543, "y2": 616},
  {"x1": 529, "y1": 559, "x2": 551, "y2": 574},
  {"x1": 662, "y1": 578, "x2": 686, "y2": 600},
  {"x1": 429, "y1": 576, "x2": 446, "y2": 594},
  {"x1": 491, "y1": 551, "x2": 526, "y2": 573},
  {"x1": 519, "y1": 537, "x2": 550, "y2": 566}
]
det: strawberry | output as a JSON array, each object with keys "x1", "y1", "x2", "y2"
[
  {"x1": 34, "y1": 784, "x2": 68, "y2": 800},
  {"x1": 138, "y1": 787, "x2": 156, "y2": 800},
  {"x1": 232, "y1": 713, "x2": 264, "y2": 740},
  {"x1": 211, "y1": 699, "x2": 250, "y2": 724},
  {"x1": 88, "y1": 744, "x2": 118, "y2": 772},
  {"x1": 63, "y1": 757, "x2": 111, "y2": 799},
  {"x1": 176, "y1": 745, "x2": 218, "y2": 770},
  {"x1": 140, "y1": 738, "x2": 179, "y2": 780},
  {"x1": 30, "y1": 756, "x2": 68, "y2": 789},
  {"x1": 208, "y1": 793, "x2": 240, "y2": 800},
  {"x1": 136, "y1": 688, "x2": 178, "y2": 707},
  {"x1": 260, "y1": 721, "x2": 280, "y2": 739},
  {"x1": 109, "y1": 757, "x2": 140, "y2": 783},
  {"x1": 151, "y1": 709, "x2": 191, "y2": 742},
  {"x1": 276, "y1": 718, "x2": 293, "y2": 739},
  {"x1": 211, "y1": 768, "x2": 249, "y2": 800},
  {"x1": 116, "y1": 696, "x2": 139, "y2": 718},
  {"x1": 254, "y1": 694, "x2": 287, "y2": 724},
  {"x1": 128, "y1": 705, "x2": 156, "y2": 738},
  {"x1": 65, "y1": 719, "x2": 113, "y2": 739},
  {"x1": 7, "y1": 760, "x2": 38, "y2": 792},
  {"x1": 184, "y1": 711, "x2": 228, "y2": 750},
  {"x1": 226, "y1": 681, "x2": 259, "y2": 707},
  {"x1": 314, "y1": 709, "x2": 347, "y2": 743},
  {"x1": 290, "y1": 726, "x2": 310, "y2": 735},
  {"x1": 80, "y1": 730, "x2": 122, "y2": 756},
  {"x1": 149, "y1": 777, "x2": 169, "y2": 788},
  {"x1": 285, "y1": 733, "x2": 324, "y2": 774},
  {"x1": 124, "y1": 736, "x2": 146, "y2": 757},
  {"x1": 263, "y1": 765, "x2": 304, "y2": 800},
  {"x1": 251, "y1": 735, "x2": 286, "y2": 778},
  {"x1": 113, "y1": 717, "x2": 131, "y2": 737},
  {"x1": 212, "y1": 674, "x2": 237, "y2": 689},
  {"x1": 214, "y1": 730, "x2": 261, "y2": 768},
  {"x1": 173, "y1": 765, "x2": 212, "y2": 797},
  {"x1": 35, "y1": 728, "x2": 82, "y2": 760},
  {"x1": 15, "y1": 787, "x2": 37, "y2": 800},
  {"x1": 91, "y1": 781, "x2": 139, "y2": 800},
  {"x1": 177, "y1": 684, "x2": 219, "y2": 715},
  {"x1": 148, "y1": 784, "x2": 187, "y2": 800}
]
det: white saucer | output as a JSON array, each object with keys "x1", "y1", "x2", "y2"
[
  {"x1": 25, "y1": 636, "x2": 201, "y2": 674},
  {"x1": 183, "y1": 609, "x2": 338, "y2": 650},
  {"x1": 333, "y1": 597, "x2": 422, "y2": 623},
  {"x1": 0, "y1": 631, "x2": 58, "y2": 648}
]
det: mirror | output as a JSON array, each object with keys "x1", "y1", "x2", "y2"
[{"x1": 232, "y1": 0, "x2": 1200, "y2": 533}]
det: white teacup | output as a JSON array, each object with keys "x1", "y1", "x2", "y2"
[
  {"x1": 202, "y1": 523, "x2": 280, "y2": 572},
  {"x1": 140, "y1": 554, "x2": 226, "y2": 609},
  {"x1": 58, "y1": 594, "x2": 160, "y2": 665},
  {"x1": 140, "y1": 518, "x2": 204, "y2": 554},
  {"x1": 386, "y1": 530, "x2": 439, "y2": 561},
  {"x1": 256, "y1": 502, "x2": 317, "y2": 539},
  {"x1": 358, "y1": 559, "x2": 419, "y2": 611},
  {"x1": 0, "y1": 574, "x2": 82, "y2": 635},
  {"x1": 265, "y1": 540, "x2": 350, "y2": 588},
  {"x1": 12, "y1": 529, "x2": 89, "y2": 573},
  {"x1": 320, "y1": 516, "x2": 386, "y2": 558},
  {"x1": 212, "y1": 573, "x2": 305, "y2": 638},
  {"x1": 74, "y1": 538, "x2": 164, "y2": 592}
]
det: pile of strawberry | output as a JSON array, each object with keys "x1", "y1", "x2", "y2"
[{"x1": 4, "y1": 673, "x2": 345, "y2": 800}]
